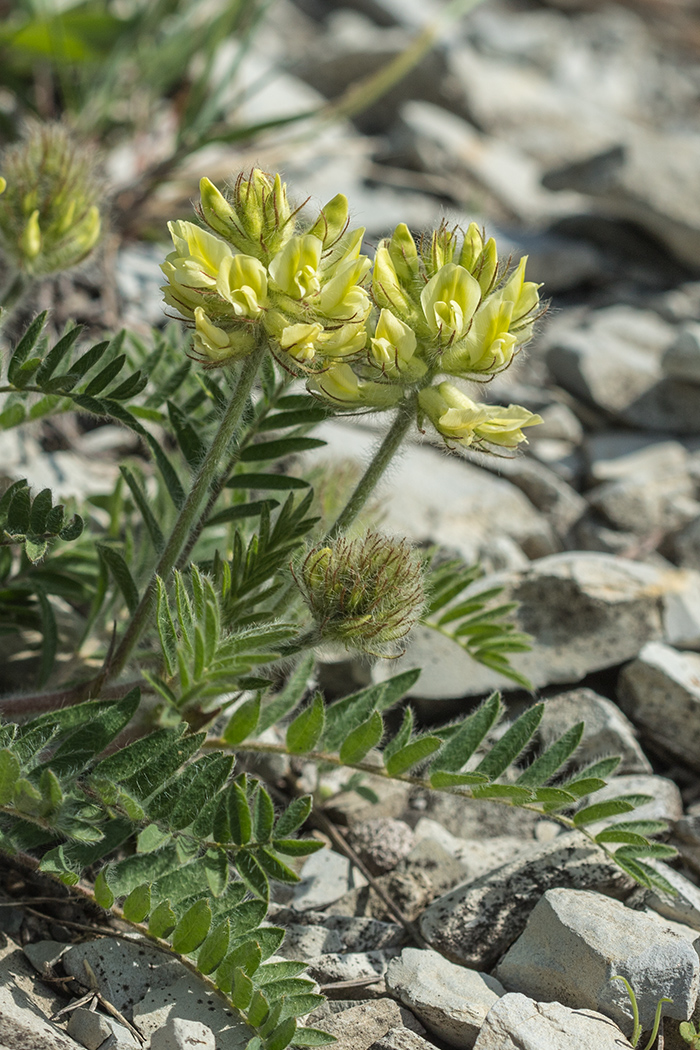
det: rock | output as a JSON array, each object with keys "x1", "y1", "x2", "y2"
[
  {"x1": 23, "y1": 940, "x2": 71, "y2": 977},
  {"x1": 531, "y1": 403, "x2": 584, "y2": 444},
  {"x1": 629, "y1": 862, "x2": 700, "y2": 934},
  {"x1": 539, "y1": 688, "x2": 651, "y2": 774},
  {"x1": 150, "y1": 1018, "x2": 216, "y2": 1050},
  {"x1": 586, "y1": 470, "x2": 700, "y2": 535},
  {"x1": 376, "y1": 552, "x2": 700, "y2": 700},
  {"x1": 618, "y1": 642, "x2": 700, "y2": 770},
  {"x1": 271, "y1": 909, "x2": 405, "y2": 952},
  {"x1": 473, "y1": 992, "x2": 634, "y2": 1050},
  {"x1": 310, "y1": 420, "x2": 558, "y2": 568},
  {"x1": 654, "y1": 282, "x2": 700, "y2": 325},
  {"x1": 0, "y1": 934, "x2": 84, "y2": 1050},
  {"x1": 386, "y1": 947, "x2": 504, "y2": 1048},
  {"x1": 419, "y1": 830, "x2": 633, "y2": 970},
  {"x1": 276, "y1": 924, "x2": 344, "y2": 959},
  {"x1": 486, "y1": 455, "x2": 587, "y2": 539},
  {"x1": 663, "y1": 324, "x2": 700, "y2": 385},
  {"x1": 542, "y1": 132, "x2": 700, "y2": 270},
  {"x1": 544, "y1": 305, "x2": 700, "y2": 433},
  {"x1": 305, "y1": 950, "x2": 397, "y2": 985},
  {"x1": 585, "y1": 433, "x2": 690, "y2": 485},
  {"x1": 131, "y1": 974, "x2": 251, "y2": 1049},
  {"x1": 61, "y1": 939, "x2": 183, "y2": 1019},
  {"x1": 291, "y1": 850, "x2": 367, "y2": 912},
  {"x1": 315, "y1": 999, "x2": 412, "y2": 1050},
  {"x1": 671, "y1": 515, "x2": 700, "y2": 573},
  {"x1": 346, "y1": 819, "x2": 416, "y2": 875},
  {"x1": 325, "y1": 867, "x2": 434, "y2": 923},
  {"x1": 66, "y1": 1009, "x2": 138, "y2": 1050},
  {"x1": 367, "y1": 1028, "x2": 436, "y2": 1050},
  {"x1": 412, "y1": 821, "x2": 532, "y2": 882},
  {"x1": 581, "y1": 773, "x2": 683, "y2": 830},
  {"x1": 495, "y1": 888, "x2": 699, "y2": 1032}
]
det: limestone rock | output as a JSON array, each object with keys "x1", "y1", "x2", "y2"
[
  {"x1": 61, "y1": 939, "x2": 183, "y2": 1020},
  {"x1": 539, "y1": 688, "x2": 651, "y2": 773},
  {"x1": 495, "y1": 888, "x2": 699, "y2": 1031},
  {"x1": 618, "y1": 641, "x2": 700, "y2": 771},
  {"x1": 316, "y1": 999, "x2": 411, "y2": 1050},
  {"x1": 663, "y1": 324, "x2": 700, "y2": 385},
  {"x1": 473, "y1": 992, "x2": 633, "y2": 1050},
  {"x1": 0, "y1": 935, "x2": 84, "y2": 1050},
  {"x1": 150, "y1": 1018, "x2": 216, "y2": 1050},
  {"x1": 346, "y1": 819, "x2": 416, "y2": 876},
  {"x1": 291, "y1": 849, "x2": 367, "y2": 912},
  {"x1": 580, "y1": 773, "x2": 683, "y2": 831},
  {"x1": 66, "y1": 1009, "x2": 138, "y2": 1050},
  {"x1": 585, "y1": 433, "x2": 690, "y2": 485},
  {"x1": 131, "y1": 974, "x2": 251, "y2": 1048},
  {"x1": 419, "y1": 830, "x2": 633, "y2": 970},
  {"x1": 386, "y1": 948, "x2": 504, "y2": 1048},
  {"x1": 368, "y1": 1029, "x2": 437, "y2": 1050}
]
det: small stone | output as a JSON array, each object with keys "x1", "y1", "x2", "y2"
[
  {"x1": 368, "y1": 1029, "x2": 436, "y2": 1050},
  {"x1": 586, "y1": 470, "x2": 699, "y2": 535},
  {"x1": 663, "y1": 324, "x2": 700, "y2": 384},
  {"x1": 23, "y1": 940, "x2": 70, "y2": 977},
  {"x1": 419, "y1": 830, "x2": 633, "y2": 970},
  {"x1": 386, "y1": 947, "x2": 504, "y2": 1047},
  {"x1": 291, "y1": 850, "x2": 367, "y2": 912},
  {"x1": 316, "y1": 999, "x2": 409, "y2": 1050},
  {"x1": 62, "y1": 939, "x2": 184, "y2": 1019},
  {"x1": 495, "y1": 888, "x2": 699, "y2": 1032},
  {"x1": 539, "y1": 688, "x2": 651, "y2": 774},
  {"x1": 473, "y1": 993, "x2": 633, "y2": 1050},
  {"x1": 276, "y1": 924, "x2": 344, "y2": 959},
  {"x1": 131, "y1": 974, "x2": 251, "y2": 1048},
  {"x1": 0, "y1": 935, "x2": 85, "y2": 1050},
  {"x1": 346, "y1": 819, "x2": 416, "y2": 875},
  {"x1": 66, "y1": 1009, "x2": 138, "y2": 1050},
  {"x1": 618, "y1": 641, "x2": 700, "y2": 771},
  {"x1": 150, "y1": 1017, "x2": 216, "y2": 1050},
  {"x1": 585, "y1": 433, "x2": 689, "y2": 485},
  {"x1": 306, "y1": 950, "x2": 397, "y2": 985},
  {"x1": 629, "y1": 862, "x2": 700, "y2": 933}
]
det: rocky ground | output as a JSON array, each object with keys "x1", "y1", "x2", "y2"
[{"x1": 4, "y1": 0, "x2": 700, "y2": 1046}]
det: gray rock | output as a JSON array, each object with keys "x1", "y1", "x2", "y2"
[
  {"x1": 654, "y1": 282, "x2": 700, "y2": 325},
  {"x1": 310, "y1": 420, "x2": 558, "y2": 568},
  {"x1": 585, "y1": 433, "x2": 690, "y2": 485},
  {"x1": 473, "y1": 993, "x2": 633, "y2": 1050},
  {"x1": 66, "y1": 1009, "x2": 138, "y2": 1050},
  {"x1": 618, "y1": 642, "x2": 700, "y2": 770},
  {"x1": 544, "y1": 305, "x2": 700, "y2": 433},
  {"x1": 347, "y1": 819, "x2": 416, "y2": 876},
  {"x1": 386, "y1": 947, "x2": 504, "y2": 1048},
  {"x1": 663, "y1": 324, "x2": 700, "y2": 385},
  {"x1": 0, "y1": 935, "x2": 84, "y2": 1050},
  {"x1": 582, "y1": 773, "x2": 683, "y2": 831},
  {"x1": 586, "y1": 470, "x2": 700, "y2": 535},
  {"x1": 412, "y1": 821, "x2": 532, "y2": 882},
  {"x1": 291, "y1": 849, "x2": 367, "y2": 912},
  {"x1": 419, "y1": 830, "x2": 633, "y2": 970},
  {"x1": 150, "y1": 1017, "x2": 216, "y2": 1050},
  {"x1": 672, "y1": 515, "x2": 700, "y2": 573},
  {"x1": 495, "y1": 888, "x2": 698, "y2": 1032},
  {"x1": 276, "y1": 924, "x2": 344, "y2": 960},
  {"x1": 629, "y1": 862, "x2": 700, "y2": 933},
  {"x1": 487, "y1": 455, "x2": 587, "y2": 538},
  {"x1": 306, "y1": 950, "x2": 397, "y2": 985},
  {"x1": 131, "y1": 974, "x2": 251, "y2": 1048},
  {"x1": 23, "y1": 940, "x2": 71, "y2": 977},
  {"x1": 310, "y1": 915, "x2": 405, "y2": 953},
  {"x1": 376, "y1": 552, "x2": 700, "y2": 700},
  {"x1": 530, "y1": 403, "x2": 584, "y2": 445},
  {"x1": 61, "y1": 939, "x2": 183, "y2": 1019},
  {"x1": 539, "y1": 688, "x2": 651, "y2": 774},
  {"x1": 368, "y1": 1029, "x2": 436, "y2": 1050},
  {"x1": 316, "y1": 999, "x2": 413, "y2": 1050}
]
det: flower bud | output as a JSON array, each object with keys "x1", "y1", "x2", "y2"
[
  {"x1": 295, "y1": 532, "x2": 426, "y2": 655},
  {"x1": 199, "y1": 170, "x2": 294, "y2": 260},
  {"x1": 192, "y1": 307, "x2": 257, "y2": 364},
  {"x1": 307, "y1": 362, "x2": 403, "y2": 410},
  {"x1": 0, "y1": 122, "x2": 102, "y2": 275},
  {"x1": 307, "y1": 193, "x2": 349, "y2": 248},
  {"x1": 459, "y1": 222, "x2": 498, "y2": 295},
  {"x1": 369, "y1": 309, "x2": 426, "y2": 380},
  {"x1": 441, "y1": 295, "x2": 518, "y2": 377}
]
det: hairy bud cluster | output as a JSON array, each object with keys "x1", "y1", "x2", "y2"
[
  {"x1": 163, "y1": 171, "x2": 545, "y2": 453},
  {"x1": 295, "y1": 532, "x2": 425, "y2": 656},
  {"x1": 0, "y1": 123, "x2": 101, "y2": 276}
]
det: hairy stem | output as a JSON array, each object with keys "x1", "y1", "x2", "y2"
[
  {"x1": 98, "y1": 341, "x2": 267, "y2": 689},
  {"x1": 325, "y1": 392, "x2": 417, "y2": 541}
]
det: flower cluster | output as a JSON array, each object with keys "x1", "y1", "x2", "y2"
[
  {"x1": 295, "y1": 532, "x2": 425, "y2": 656},
  {"x1": 162, "y1": 171, "x2": 544, "y2": 452},
  {"x1": 0, "y1": 123, "x2": 101, "y2": 276}
]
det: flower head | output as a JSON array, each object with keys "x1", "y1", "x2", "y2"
[
  {"x1": 199, "y1": 170, "x2": 294, "y2": 261},
  {"x1": 296, "y1": 532, "x2": 426, "y2": 655},
  {"x1": 419, "y1": 382, "x2": 542, "y2": 450},
  {"x1": 0, "y1": 122, "x2": 101, "y2": 275}
]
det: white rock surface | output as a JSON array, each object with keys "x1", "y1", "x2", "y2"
[
  {"x1": 539, "y1": 687, "x2": 651, "y2": 773},
  {"x1": 585, "y1": 433, "x2": 690, "y2": 484},
  {"x1": 150, "y1": 1017, "x2": 216, "y2": 1050},
  {"x1": 61, "y1": 939, "x2": 183, "y2": 1019},
  {"x1": 131, "y1": 974, "x2": 251, "y2": 1048},
  {"x1": 495, "y1": 888, "x2": 699, "y2": 1031},
  {"x1": 630, "y1": 862, "x2": 700, "y2": 933},
  {"x1": 473, "y1": 992, "x2": 633, "y2": 1050},
  {"x1": 0, "y1": 934, "x2": 84, "y2": 1050},
  {"x1": 663, "y1": 324, "x2": 700, "y2": 384},
  {"x1": 580, "y1": 773, "x2": 683, "y2": 831},
  {"x1": 419, "y1": 830, "x2": 633, "y2": 970},
  {"x1": 291, "y1": 849, "x2": 368, "y2": 912},
  {"x1": 618, "y1": 641, "x2": 700, "y2": 770},
  {"x1": 317, "y1": 1000, "x2": 414, "y2": 1050},
  {"x1": 66, "y1": 1008, "x2": 138, "y2": 1050},
  {"x1": 386, "y1": 948, "x2": 504, "y2": 1048},
  {"x1": 368, "y1": 1028, "x2": 436, "y2": 1050}
]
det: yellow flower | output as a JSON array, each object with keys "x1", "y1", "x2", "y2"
[
  {"x1": 420, "y1": 263, "x2": 481, "y2": 344},
  {"x1": 317, "y1": 255, "x2": 371, "y2": 321},
  {"x1": 268, "y1": 234, "x2": 323, "y2": 299},
  {"x1": 498, "y1": 256, "x2": 541, "y2": 340},
  {"x1": 316, "y1": 323, "x2": 368, "y2": 357},
  {"x1": 278, "y1": 322, "x2": 324, "y2": 363},
  {"x1": 458, "y1": 222, "x2": 498, "y2": 295},
  {"x1": 308, "y1": 193, "x2": 350, "y2": 249},
  {"x1": 215, "y1": 254, "x2": 267, "y2": 318},
  {"x1": 442, "y1": 295, "x2": 518, "y2": 376},
  {"x1": 419, "y1": 382, "x2": 541, "y2": 449},
  {"x1": 369, "y1": 309, "x2": 426, "y2": 380},
  {"x1": 372, "y1": 243, "x2": 412, "y2": 316}
]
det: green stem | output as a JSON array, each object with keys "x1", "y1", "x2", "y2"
[
  {"x1": 325, "y1": 392, "x2": 418, "y2": 541},
  {"x1": 99, "y1": 341, "x2": 267, "y2": 688}
]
